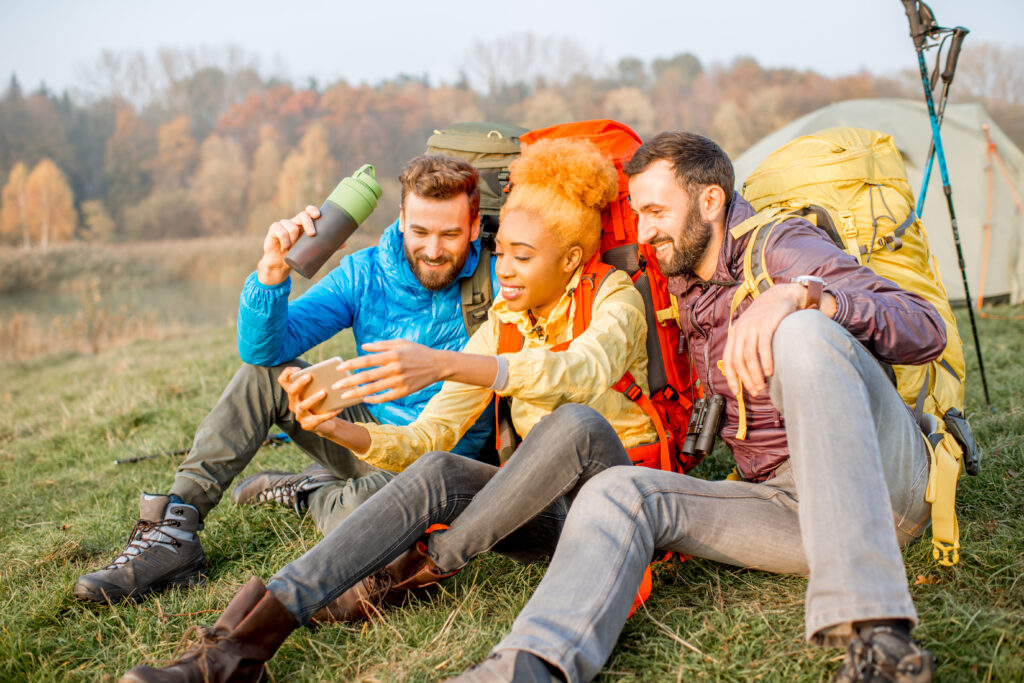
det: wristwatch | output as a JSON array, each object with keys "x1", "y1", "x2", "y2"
[{"x1": 792, "y1": 275, "x2": 827, "y2": 310}]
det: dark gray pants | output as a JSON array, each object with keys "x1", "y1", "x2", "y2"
[
  {"x1": 169, "y1": 362, "x2": 393, "y2": 533},
  {"x1": 265, "y1": 403, "x2": 633, "y2": 624}
]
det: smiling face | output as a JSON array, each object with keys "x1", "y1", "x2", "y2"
[
  {"x1": 628, "y1": 160, "x2": 716, "y2": 278},
  {"x1": 493, "y1": 209, "x2": 583, "y2": 321},
  {"x1": 400, "y1": 192, "x2": 480, "y2": 291}
]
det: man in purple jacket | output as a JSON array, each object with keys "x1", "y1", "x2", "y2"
[{"x1": 453, "y1": 132, "x2": 943, "y2": 683}]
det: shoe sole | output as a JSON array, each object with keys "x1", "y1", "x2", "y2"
[{"x1": 73, "y1": 563, "x2": 207, "y2": 603}]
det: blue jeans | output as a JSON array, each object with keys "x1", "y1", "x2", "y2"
[
  {"x1": 265, "y1": 403, "x2": 634, "y2": 623},
  {"x1": 494, "y1": 312, "x2": 932, "y2": 682}
]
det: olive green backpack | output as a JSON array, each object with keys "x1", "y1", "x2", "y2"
[{"x1": 426, "y1": 122, "x2": 528, "y2": 335}]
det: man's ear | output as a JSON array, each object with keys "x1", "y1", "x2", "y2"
[
  {"x1": 701, "y1": 185, "x2": 729, "y2": 223},
  {"x1": 469, "y1": 214, "x2": 481, "y2": 243},
  {"x1": 398, "y1": 209, "x2": 406, "y2": 233}
]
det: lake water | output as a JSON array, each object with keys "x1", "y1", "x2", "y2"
[{"x1": 0, "y1": 281, "x2": 245, "y2": 329}]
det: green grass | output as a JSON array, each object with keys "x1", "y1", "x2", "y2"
[{"x1": 0, "y1": 307, "x2": 1022, "y2": 681}]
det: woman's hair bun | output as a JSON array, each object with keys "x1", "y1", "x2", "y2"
[{"x1": 510, "y1": 138, "x2": 618, "y2": 210}]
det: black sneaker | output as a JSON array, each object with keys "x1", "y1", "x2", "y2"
[
  {"x1": 230, "y1": 464, "x2": 336, "y2": 515},
  {"x1": 73, "y1": 493, "x2": 205, "y2": 603},
  {"x1": 833, "y1": 625, "x2": 935, "y2": 682}
]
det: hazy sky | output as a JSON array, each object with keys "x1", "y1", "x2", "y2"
[{"x1": 2, "y1": 0, "x2": 1022, "y2": 95}]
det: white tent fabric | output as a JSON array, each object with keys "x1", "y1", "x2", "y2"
[{"x1": 733, "y1": 98, "x2": 1024, "y2": 304}]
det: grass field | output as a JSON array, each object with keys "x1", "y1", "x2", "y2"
[{"x1": 0, "y1": 307, "x2": 1022, "y2": 682}]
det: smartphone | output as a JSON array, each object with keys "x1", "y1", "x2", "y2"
[{"x1": 291, "y1": 357, "x2": 362, "y2": 413}]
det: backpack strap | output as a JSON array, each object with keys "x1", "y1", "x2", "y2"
[
  {"x1": 459, "y1": 247, "x2": 494, "y2": 337},
  {"x1": 613, "y1": 372, "x2": 672, "y2": 472},
  {"x1": 722, "y1": 211, "x2": 796, "y2": 441},
  {"x1": 494, "y1": 317, "x2": 524, "y2": 464},
  {"x1": 573, "y1": 254, "x2": 616, "y2": 337}
]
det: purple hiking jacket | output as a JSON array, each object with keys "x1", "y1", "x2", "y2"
[{"x1": 667, "y1": 194, "x2": 946, "y2": 482}]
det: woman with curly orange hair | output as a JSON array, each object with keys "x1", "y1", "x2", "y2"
[{"x1": 121, "y1": 138, "x2": 657, "y2": 683}]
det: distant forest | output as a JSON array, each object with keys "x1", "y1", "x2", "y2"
[{"x1": 1, "y1": 38, "x2": 1021, "y2": 249}]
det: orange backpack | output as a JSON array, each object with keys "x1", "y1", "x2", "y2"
[{"x1": 494, "y1": 119, "x2": 701, "y2": 475}]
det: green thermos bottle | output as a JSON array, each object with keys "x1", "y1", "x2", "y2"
[{"x1": 284, "y1": 164, "x2": 382, "y2": 278}]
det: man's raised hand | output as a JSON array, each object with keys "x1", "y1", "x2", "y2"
[{"x1": 257, "y1": 205, "x2": 320, "y2": 285}]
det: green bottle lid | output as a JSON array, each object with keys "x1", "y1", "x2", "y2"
[{"x1": 325, "y1": 164, "x2": 383, "y2": 224}]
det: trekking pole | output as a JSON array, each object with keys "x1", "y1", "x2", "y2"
[
  {"x1": 901, "y1": 0, "x2": 991, "y2": 407},
  {"x1": 113, "y1": 433, "x2": 292, "y2": 465},
  {"x1": 916, "y1": 26, "x2": 969, "y2": 213}
]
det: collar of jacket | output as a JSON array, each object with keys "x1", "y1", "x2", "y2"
[
  {"x1": 666, "y1": 192, "x2": 757, "y2": 298},
  {"x1": 492, "y1": 267, "x2": 584, "y2": 343},
  {"x1": 377, "y1": 218, "x2": 483, "y2": 294}
]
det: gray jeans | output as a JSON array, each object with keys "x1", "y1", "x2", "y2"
[
  {"x1": 495, "y1": 311, "x2": 933, "y2": 683},
  {"x1": 265, "y1": 403, "x2": 633, "y2": 623},
  {"x1": 169, "y1": 361, "x2": 393, "y2": 533}
]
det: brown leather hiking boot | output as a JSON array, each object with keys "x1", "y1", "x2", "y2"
[
  {"x1": 74, "y1": 493, "x2": 205, "y2": 603},
  {"x1": 120, "y1": 576, "x2": 299, "y2": 683},
  {"x1": 310, "y1": 541, "x2": 456, "y2": 624}
]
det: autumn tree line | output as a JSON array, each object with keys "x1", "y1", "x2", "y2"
[{"x1": 1, "y1": 39, "x2": 1021, "y2": 250}]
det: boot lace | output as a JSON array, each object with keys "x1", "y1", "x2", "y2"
[
  {"x1": 357, "y1": 569, "x2": 396, "y2": 617},
  {"x1": 254, "y1": 476, "x2": 322, "y2": 515},
  {"x1": 168, "y1": 624, "x2": 228, "y2": 678},
  {"x1": 105, "y1": 518, "x2": 182, "y2": 570}
]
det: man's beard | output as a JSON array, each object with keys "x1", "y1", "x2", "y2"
[
  {"x1": 653, "y1": 201, "x2": 714, "y2": 278},
  {"x1": 405, "y1": 246, "x2": 469, "y2": 291}
]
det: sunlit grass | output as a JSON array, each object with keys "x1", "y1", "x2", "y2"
[{"x1": 0, "y1": 306, "x2": 1021, "y2": 681}]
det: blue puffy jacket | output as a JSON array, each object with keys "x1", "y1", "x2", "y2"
[{"x1": 236, "y1": 219, "x2": 495, "y2": 458}]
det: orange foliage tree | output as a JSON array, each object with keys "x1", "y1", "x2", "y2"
[
  {"x1": 0, "y1": 162, "x2": 30, "y2": 247},
  {"x1": 25, "y1": 158, "x2": 77, "y2": 248}
]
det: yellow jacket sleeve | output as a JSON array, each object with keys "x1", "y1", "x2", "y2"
[
  {"x1": 356, "y1": 317, "x2": 498, "y2": 472},
  {"x1": 499, "y1": 270, "x2": 648, "y2": 410}
]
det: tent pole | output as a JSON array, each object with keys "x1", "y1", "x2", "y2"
[{"x1": 978, "y1": 126, "x2": 994, "y2": 310}]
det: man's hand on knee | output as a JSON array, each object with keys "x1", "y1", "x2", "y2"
[{"x1": 724, "y1": 283, "x2": 834, "y2": 397}]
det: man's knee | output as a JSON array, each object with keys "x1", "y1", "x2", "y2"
[
  {"x1": 226, "y1": 361, "x2": 300, "y2": 392},
  {"x1": 572, "y1": 465, "x2": 650, "y2": 513},
  {"x1": 772, "y1": 310, "x2": 857, "y2": 380}
]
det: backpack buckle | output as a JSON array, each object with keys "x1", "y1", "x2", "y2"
[
  {"x1": 662, "y1": 385, "x2": 679, "y2": 401},
  {"x1": 623, "y1": 382, "x2": 643, "y2": 401}
]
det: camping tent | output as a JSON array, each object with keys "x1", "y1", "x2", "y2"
[{"x1": 733, "y1": 98, "x2": 1024, "y2": 304}]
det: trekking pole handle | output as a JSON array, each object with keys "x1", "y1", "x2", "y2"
[
  {"x1": 901, "y1": 0, "x2": 928, "y2": 49},
  {"x1": 942, "y1": 27, "x2": 969, "y2": 84}
]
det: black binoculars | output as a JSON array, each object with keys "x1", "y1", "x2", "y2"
[{"x1": 681, "y1": 394, "x2": 726, "y2": 459}]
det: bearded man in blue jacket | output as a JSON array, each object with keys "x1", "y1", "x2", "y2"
[{"x1": 74, "y1": 155, "x2": 495, "y2": 603}]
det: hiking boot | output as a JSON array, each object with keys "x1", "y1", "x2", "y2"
[
  {"x1": 310, "y1": 540, "x2": 456, "y2": 624},
  {"x1": 230, "y1": 464, "x2": 336, "y2": 516},
  {"x1": 833, "y1": 625, "x2": 935, "y2": 682},
  {"x1": 74, "y1": 493, "x2": 205, "y2": 603},
  {"x1": 444, "y1": 650, "x2": 565, "y2": 683},
  {"x1": 120, "y1": 576, "x2": 299, "y2": 683}
]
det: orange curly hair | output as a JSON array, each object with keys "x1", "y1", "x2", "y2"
[{"x1": 500, "y1": 138, "x2": 618, "y2": 260}]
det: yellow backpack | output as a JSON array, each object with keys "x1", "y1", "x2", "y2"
[{"x1": 732, "y1": 126, "x2": 979, "y2": 566}]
